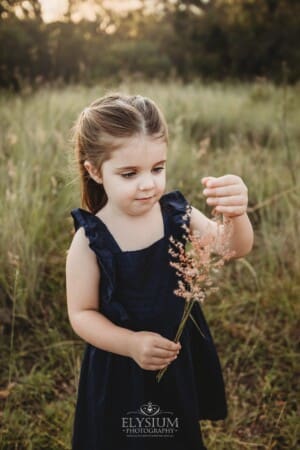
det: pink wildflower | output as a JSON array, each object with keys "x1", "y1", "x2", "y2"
[{"x1": 156, "y1": 205, "x2": 235, "y2": 383}]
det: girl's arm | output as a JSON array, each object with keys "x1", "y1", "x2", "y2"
[
  {"x1": 190, "y1": 208, "x2": 253, "y2": 258},
  {"x1": 66, "y1": 228, "x2": 136, "y2": 357}
]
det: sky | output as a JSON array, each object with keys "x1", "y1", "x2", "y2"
[{"x1": 38, "y1": 0, "x2": 143, "y2": 22}]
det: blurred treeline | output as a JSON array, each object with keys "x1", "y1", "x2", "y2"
[{"x1": 1, "y1": 0, "x2": 300, "y2": 90}]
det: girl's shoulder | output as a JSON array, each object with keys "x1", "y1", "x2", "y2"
[
  {"x1": 69, "y1": 207, "x2": 109, "y2": 254},
  {"x1": 66, "y1": 226, "x2": 100, "y2": 312},
  {"x1": 70, "y1": 207, "x2": 96, "y2": 233},
  {"x1": 70, "y1": 207, "x2": 106, "y2": 246},
  {"x1": 161, "y1": 189, "x2": 187, "y2": 204},
  {"x1": 162, "y1": 190, "x2": 215, "y2": 238},
  {"x1": 67, "y1": 226, "x2": 97, "y2": 265},
  {"x1": 159, "y1": 190, "x2": 192, "y2": 239},
  {"x1": 161, "y1": 189, "x2": 191, "y2": 214}
]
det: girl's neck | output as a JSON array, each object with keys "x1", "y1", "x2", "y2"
[
  {"x1": 95, "y1": 201, "x2": 164, "y2": 252},
  {"x1": 97, "y1": 200, "x2": 160, "y2": 224}
]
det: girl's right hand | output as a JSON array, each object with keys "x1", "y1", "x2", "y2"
[{"x1": 128, "y1": 331, "x2": 181, "y2": 371}]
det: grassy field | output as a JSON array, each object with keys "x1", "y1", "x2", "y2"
[{"x1": 0, "y1": 79, "x2": 299, "y2": 449}]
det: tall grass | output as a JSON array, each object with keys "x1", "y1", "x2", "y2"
[{"x1": 0, "y1": 80, "x2": 299, "y2": 449}]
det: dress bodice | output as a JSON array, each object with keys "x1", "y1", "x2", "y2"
[{"x1": 70, "y1": 190, "x2": 191, "y2": 332}]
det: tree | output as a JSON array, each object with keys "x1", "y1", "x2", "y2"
[{"x1": 0, "y1": 0, "x2": 42, "y2": 21}]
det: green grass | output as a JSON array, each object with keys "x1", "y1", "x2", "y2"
[{"x1": 0, "y1": 79, "x2": 299, "y2": 449}]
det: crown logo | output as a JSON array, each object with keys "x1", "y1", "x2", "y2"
[{"x1": 139, "y1": 401, "x2": 160, "y2": 416}]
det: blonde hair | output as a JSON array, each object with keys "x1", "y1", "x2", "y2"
[{"x1": 72, "y1": 93, "x2": 169, "y2": 214}]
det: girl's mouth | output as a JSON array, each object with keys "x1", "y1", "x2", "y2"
[{"x1": 136, "y1": 196, "x2": 153, "y2": 201}]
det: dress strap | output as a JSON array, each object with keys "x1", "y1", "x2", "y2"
[
  {"x1": 160, "y1": 190, "x2": 192, "y2": 241},
  {"x1": 70, "y1": 208, "x2": 119, "y2": 253}
]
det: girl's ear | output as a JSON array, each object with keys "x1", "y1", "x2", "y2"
[{"x1": 84, "y1": 160, "x2": 102, "y2": 184}]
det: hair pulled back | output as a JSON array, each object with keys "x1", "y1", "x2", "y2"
[{"x1": 72, "y1": 93, "x2": 169, "y2": 214}]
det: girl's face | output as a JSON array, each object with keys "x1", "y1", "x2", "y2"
[{"x1": 99, "y1": 135, "x2": 167, "y2": 217}]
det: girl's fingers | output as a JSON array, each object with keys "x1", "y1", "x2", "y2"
[
  {"x1": 153, "y1": 348, "x2": 179, "y2": 358},
  {"x1": 203, "y1": 185, "x2": 242, "y2": 197},
  {"x1": 154, "y1": 337, "x2": 181, "y2": 351},
  {"x1": 214, "y1": 205, "x2": 246, "y2": 216},
  {"x1": 201, "y1": 176, "x2": 217, "y2": 185},
  {"x1": 202, "y1": 174, "x2": 241, "y2": 187},
  {"x1": 206, "y1": 195, "x2": 246, "y2": 206}
]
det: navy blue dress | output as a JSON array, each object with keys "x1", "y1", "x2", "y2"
[{"x1": 70, "y1": 190, "x2": 227, "y2": 450}]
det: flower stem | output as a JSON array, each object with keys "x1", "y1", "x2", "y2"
[{"x1": 156, "y1": 298, "x2": 197, "y2": 383}]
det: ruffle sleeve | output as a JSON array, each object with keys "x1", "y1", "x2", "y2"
[
  {"x1": 161, "y1": 190, "x2": 192, "y2": 241},
  {"x1": 70, "y1": 208, "x2": 132, "y2": 327}
]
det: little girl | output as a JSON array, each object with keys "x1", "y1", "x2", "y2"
[{"x1": 66, "y1": 93, "x2": 253, "y2": 450}]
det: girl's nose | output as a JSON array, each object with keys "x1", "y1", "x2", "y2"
[{"x1": 138, "y1": 174, "x2": 155, "y2": 190}]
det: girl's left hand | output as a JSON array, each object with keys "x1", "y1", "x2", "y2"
[{"x1": 201, "y1": 174, "x2": 248, "y2": 218}]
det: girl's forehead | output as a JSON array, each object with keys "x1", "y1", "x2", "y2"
[{"x1": 109, "y1": 135, "x2": 167, "y2": 163}]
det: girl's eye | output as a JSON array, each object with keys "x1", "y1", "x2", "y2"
[
  {"x1": 121, "y1": 167, "x2": 165, "y2": 179},
  {"x1": 121, "y1": 172, "x2": 135, "y2": 179}
]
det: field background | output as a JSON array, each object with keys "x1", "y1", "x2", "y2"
[{"x1": 0, "y1": 79, "x2": 299, "y2": 449}]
